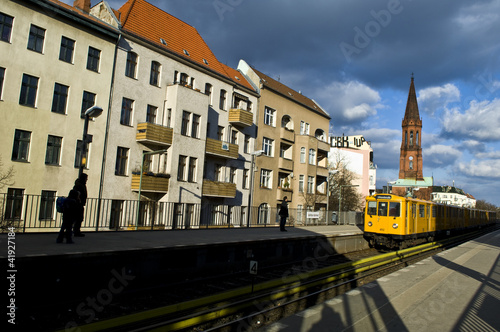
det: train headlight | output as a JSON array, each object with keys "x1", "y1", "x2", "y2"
[
  {"x1": 368, "y1": 221, "x2": 373, "y2": 227},
  {"x1": 392, "y1": 223, "x2": 399, "y2": 229}
]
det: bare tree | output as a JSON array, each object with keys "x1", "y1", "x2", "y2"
[
  {"x1": 0, "y1": 156, "x2": 14, "y2": 191},
  {"x1": 328, "y1": 154, "x2": 364, "y2": 213},
  {"x1": 475, "y1": 200, "x2": 499, "y2": 212}
]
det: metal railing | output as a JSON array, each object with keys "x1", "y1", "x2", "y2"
[{"x1": 0, "y1": 193, "x2": 363, "y2": 233}]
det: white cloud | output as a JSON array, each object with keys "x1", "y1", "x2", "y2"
[
  {"x1": 318, "y1": 81, "x2": 382, "y2": 123},
  {"x1": 418, "y1": 83, "x2": 460, "y2": 116},
  {"x1": 425, "y1": 145, "x2": 462, "y2": 167},
  {"x1": 457, "y1": 159, "x2": 500, "y2": 178},
  {"x1": 442, "y1": 99, "x2": 500, "y2": 141}
]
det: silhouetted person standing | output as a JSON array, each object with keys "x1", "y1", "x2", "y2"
[
  {"x1": 73, "y1": 173, "x2": 88, "y2": 237},
  {"x1": 279, "y1": 196, "x2": 289, "y2": 232},
  {"x1": 56, "y1": 190, "x2": 80, "y2": 244}
]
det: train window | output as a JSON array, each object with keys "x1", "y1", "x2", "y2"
[
  {"x1": 378, "y1": 202, "x2": 388, "y2": 216},
  {"x1": 419, "y1": 205, "x2": 425, "y2": 218},
  {"x1": 389, "y1": 202, "x2": 400, "y2": 217},
  {"x1": 367, "y1": 201, "x2": 377, "y2": 215},
  {"x1": 432, "y1": 206, "x2": 437, "y2": 218}
]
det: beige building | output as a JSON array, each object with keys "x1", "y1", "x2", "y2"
[
  {"x1": 238, "y1": 60, "x2": 331, "y2": 224},
  {"x1": 0, "y1": 0, "x2": 118, "y2": 223}
]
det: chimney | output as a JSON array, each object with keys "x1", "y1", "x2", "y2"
[{"x1": 74, "y1": 0, "x2": 91, "y2": 13}]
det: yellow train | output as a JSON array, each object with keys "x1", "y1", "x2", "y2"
[{"x1": 364, "y1": 194, "x2": 497, "y2": 249}]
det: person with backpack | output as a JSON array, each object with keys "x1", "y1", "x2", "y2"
[
  {"x1": 56, "y1": 190, "x2": 80, "y2": 244},
  {"x1": 72, "y1": 173, "x2": 88, "y2": 237}
]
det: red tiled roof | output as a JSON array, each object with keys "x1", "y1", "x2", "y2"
[
  {"x1": 220, "y1": 63, "x2": 256, "y2": 92},
  {"x1": 253, "y1": 68, "x2": 330, "y2": 118},
  {"x1": 117, "y1": 0, "x2": 227, "y2": 77}
]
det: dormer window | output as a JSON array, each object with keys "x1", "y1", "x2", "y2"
[
  {"x1": 183, "y1": 49, "x2": 190, "y2": 56},
  {"x1": 160, "y1": 38, "x2": 167, "y2": 45},
  {"x1": 203, "y1": 58, "x2": 209, "y2": 65}
]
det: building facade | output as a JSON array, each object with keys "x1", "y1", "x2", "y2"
[
  {"x1": 0, "y1": 0, "x2": 119, "y2": 223},
  {"x1": 238, "y1": 60, "x2": 330, "y2": 224},
  {"x1": 328, "y1": 134, "x2": 377, "y2": 199}
]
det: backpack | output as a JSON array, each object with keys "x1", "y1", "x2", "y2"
[{"x1": 56, "y1": 196, "x2": 66, "y2": 213}]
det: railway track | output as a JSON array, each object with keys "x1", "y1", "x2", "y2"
[{"x1": 59, "y1": 224, "x2": 498, "y2": 332}]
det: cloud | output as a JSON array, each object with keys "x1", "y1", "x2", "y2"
[
  {"x1": 418, "y1": 83, "x2": 460, "y2": 116},
  {"x1": 457, "y1": 159, "x2": 500, "y2": 178},
  {"x1": 316, "y1": 81, "x2": 382, "y2": 125},
  {"x1": 441, "y1": 99, "x2": 500, "y2": 141},
  {"x1": 424, "y1": 144, "x2": 462, "y2": 168}
]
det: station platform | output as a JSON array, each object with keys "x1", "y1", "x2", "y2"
[{"x1": 263, "y1": 228, "x2": 500, "y2": 332}]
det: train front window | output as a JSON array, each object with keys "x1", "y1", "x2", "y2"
[
  {"x1": 367, "y1": 201, "x2": 377, "y2": 215},
  {"x1": 378, "y1": 202, "x2": 388, "y2": 216},
  {"x1": 389, "y1": 202, "x2": 400, "y2": 217}
]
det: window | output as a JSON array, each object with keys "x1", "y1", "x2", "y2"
[
  {"x1": 5, "y1": 188, "x2": 24, "y2": 220},
  {"x1": 180, "y1": 73, "x2": 188, "y2": 85},
  {"x1": 217, "y1": 126, "x2": 224, "y2": 141},
  {"x1": 297, "y1": 205, "x2": 303, "y2": 223},
  {"x1": 300, "y1": 147, "x2": 306, "y2": 163},
  {"x1": 45, "y1": 135, "x2": 62, "y2": 165},
  {"x1": 58, "y1": 36, "x2": 75, "y2": 63},
  {"x1": 264, "y1": 107, "x2": 275, "y2": 126},
  {"x1": 125, "y1": 52, "x2": 137, "y2": 78},
  {"x1": 87, "y1": 47, "x2": 101, "y2": 72},
  {"x1": 416, "y1": 131, "x2": 419, "y2": 146},
  {"x1": 244, "y1": 135, "x2": 250, "y2": 154},
  {"x1": 74, "y1": 138, "x2": 91, "y2": 168},
  {"x1": 231, "y1": 130, "x2": 238, "y2": 145},
  {"x1": 419, "y1": 204, "x2": 425, "y2": 218},
  {"x1": 0, "y1": 13, "x2": 14, "y2": 43},
  {"x1": 115, "y1": 147, "x2": 129, "y2": 175},
  {"x1": 27, "y1": 24, "x2": 45, "y2": 53},
  {"x1": 150, "y1": 61, "x2": 161, "y2": 86},
  {"x1": 262, "y1": 137, "x2": 273, "y2": 157},
  {"x1": 181, "y1": 111, "x2": 190, "y2": 136},
  {"x1": 405, "y1": 132, "x2": 408, "y2": 146},
  {"x1": 389, "y1": 202, "x2": 400, "y2": 217},
  {"x1": 191, "y1": 114, "x2": 200, "y2": 138},
  {"x1": 219, "y1": 89, "x2": 226, "y2": 110},
  {"x1": 146, "y1": 105, "x2": 157, "y2": 124},
  {"x1": 258, "y1": 203, "x2": 270, "y2": 224},
  {"x1": 80, "y1": 91, "x2": 96, "y2": 118},
  {"x1": 120, "y1": 98, "x2": 133, "y2": 126},
  {"x1": 166, "y1": 108, "x2": 172, "y2": 127},
  {"x1": 410, "y1": 131, "x2": 414, "y2": 145},
  {"x1": 307, "y1": 176, "x2": 314, "y2": 194},
  {"x1": 205, "y1": 83, "x2": 212, "y2": 104},
  {"x1": 187, "y1": 157, "x2": 197, "y2": 182},
  {"x1": 243, "y1": 169, "x2": 249, "y2": 189},
  {"x1": 178, "y1": 155, "x2": 187, "y2": 181},
  {"x1": 229, "y1": 167, "x2": 237, "y2": 184},
  {"x1": 51, "y1": 83, "x2": 69, "y2": 114},
  {"x1": 309, "y1": 149, "x2": 316, "y2": 165},
  {"x1": 367, "y1": 201, "x2": 377, "y2": 215},
  {"x1": 19, "y1": 74, "x2": 39, "y2": 107},
  {"x1": 260, "y1": 169, "x2": 272, "y2": 188},
  {"x1": 215, "y1": 164, "x2": 223, "y2": 181},
  {"x1": 300, "y1": 121, "x2": 310, "y2": 135},
  {"x1": 299, "y1": 175, "x2": 304, "y2": 193},
  {"x1": 39, "y1": 190, "x2": 56, "y2": 220},
  {"x1": 378, "y1": 202, "x2": 388, "y2": 216},
  {"x1": 12, "y1": 129, "x2": 31, "y2": 162},
  {"x1": 0, "y1": 67, "x2": 4, "y2": 100}
]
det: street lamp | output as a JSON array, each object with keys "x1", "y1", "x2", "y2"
[
  {"x1": 79, "y1": 106, "x2": 103, "y2": 176},
  {"x1": 338, "y1": 184, "x2": 358, "y2": 225},
  {"x1": 247, "y1": 150, "x2": 264, "y2": 226}
]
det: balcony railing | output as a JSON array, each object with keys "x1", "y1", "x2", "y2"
[
  {"x1": 131, "y1": 173, "x2": 169, "y2": 193},
  {"x1": 277, "y1": 187, "x2": 293, "y2": 202},
  {"x1": 202, "y1": 180, "x2": 236, "y2": 198},
  {"x1": 316, "y1": 166, "x2": 329, "y2": 178},
  {"x1": 278, "y1": 157, "x2": 293, "y2": 171},
  {"x1": 280, "y1": 127, "x2": 295, "y2": 142},
  {"x1": 205, "y1": 138, "x2": 239, "y2": 159},
  {"x1": 136, "y1": 123, "x2": 173, "y2": 147},
  {"x1": 229, "y1": 108, "x2": 253, "y2": 127},
  {"x1": 317, "y1": 139, "x2": 330, "y2": 152}
]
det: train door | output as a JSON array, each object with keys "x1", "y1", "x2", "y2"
[{"x1": 408, "y1": 203, "x2": 416, "y2": 234}]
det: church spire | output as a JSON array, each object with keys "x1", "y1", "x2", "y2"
[{"x1": 403, "y1": 74, "x2": 420, "y2": 123}]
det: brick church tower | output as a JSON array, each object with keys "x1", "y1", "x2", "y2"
[{"x1": 399, "y1": 75, "x2": 423, "y2": 181}]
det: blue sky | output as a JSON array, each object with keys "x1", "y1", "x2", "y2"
[{"x1": 72, "y1": 0, "x2": 500, "y2": 206}]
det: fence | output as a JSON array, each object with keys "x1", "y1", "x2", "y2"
[{"x1": 0, "y1": 193, "x2": 363, "y2": 233}]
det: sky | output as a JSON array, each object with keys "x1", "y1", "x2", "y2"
[{"x1": 67, "y1": 0, "x2": 500, "y2": 206}]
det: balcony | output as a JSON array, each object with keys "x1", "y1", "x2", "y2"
[
  {"x1": 131, "y1": 174, "x2": 169, "y2": 193},
  {"x1": 205, "y1": 138, "x2": 239, "y2": 159},
  {"x1": 317, "y1": 139, "x2": 330, "y2": 152},
  {"x1": 280, "y1": 127, "x2": 295, "y2": 142},
  {"x1": 229, "y1": 108, "x2": 253, "y2": 127},
  {"x1": 316, "y1": 166, "x2": 329, "y2": 178},
  {"x1": 136, "y1": 123, "x2": 173, "y2": 147},
  {"x1": 278, "y1": 157, "x2": 293, "y2": 171},
  {"x1": 202, "y1": 180, "x2": 236, "y2": 198},
  {"x1": 277, "y1": 188, "x2": 293, "y2": 202}
]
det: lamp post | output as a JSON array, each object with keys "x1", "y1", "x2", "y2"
[
  {"x1": 338, "y1": 184, "x2": 358, "y2": 225},
  {"x1": 79, "y1": 106, "x2": 103, "y2": 176},
  {"x1": 247, "y1": 150, "x2": 264, "y2": 227},
  {"x1": 135, "y1": 149, "x2": 168, "y2": 230}
]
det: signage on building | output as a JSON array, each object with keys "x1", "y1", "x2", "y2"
[{"x1": 329, "y1": 134, "x2": 370, "y2": 149}]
